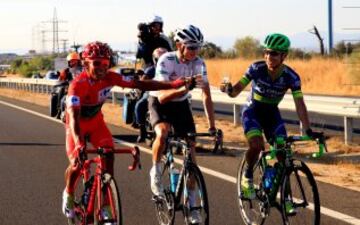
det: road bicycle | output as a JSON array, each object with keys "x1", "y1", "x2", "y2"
[
  {"x1": 153, "y1": 132, "x2": 210, "y2": 225},
  {"x1": 68, "y1": 146, "x2": 141, "y2": 225},
  {"x1": 237, "y1": 133, "x2": 327, "y2": 225}
]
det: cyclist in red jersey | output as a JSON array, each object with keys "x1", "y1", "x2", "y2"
[{"x1": 62, "y1": 41, "x2": 188, "y2": 219}]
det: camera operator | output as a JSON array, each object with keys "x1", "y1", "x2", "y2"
[{"x1": 136, "y1": 15, "x2": 172, "y2": 69}]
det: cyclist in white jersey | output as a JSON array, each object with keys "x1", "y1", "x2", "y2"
[{"x1": 148, "y1": 25, "x2": 216, "y2": 224}]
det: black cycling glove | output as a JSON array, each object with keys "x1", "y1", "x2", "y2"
[
  {"x1": 305, "y1": 128, "x2": 314, "y2": 138},
  {"x1": 188, "y1": 77, "x2": 196, "y2": 90}
]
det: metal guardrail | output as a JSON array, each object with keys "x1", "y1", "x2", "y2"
[{"x1": 1, "y1": 77, "x2": 359, "y2": 145}]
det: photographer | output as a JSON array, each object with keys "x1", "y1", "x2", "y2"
[{"x1": 136, "y1": 15, "x2": 172, "y2": 68}]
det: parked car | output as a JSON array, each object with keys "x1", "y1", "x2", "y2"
[{"x1": 45, "y1": 70, "x2": 59, "y2": 80}]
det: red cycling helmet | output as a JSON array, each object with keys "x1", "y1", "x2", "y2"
[{"x1": 82, "y1": 41, "x2": 112, "y2": 59}]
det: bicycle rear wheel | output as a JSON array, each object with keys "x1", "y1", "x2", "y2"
[
  {"x1": 182, "y1": 164, "x2": 209, "y2": 225},
  {"x1": 154, "y1": 164, "x2": 175, "y2": 225},
  {"x1": 96, "y1": 173, "x2": 122, "y2": 225},
  {"x1": 236, "y1": 158, "x2": 267, "y2": 225},
  {"x1": 280, "y1": 160, "x2": 320, "y2": 225}
]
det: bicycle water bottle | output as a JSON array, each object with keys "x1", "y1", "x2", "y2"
[
  {"x1": 170, "y1": 163, "x2": 180, "y2": 193},
  {"x1": 263, "y1": 166, "x2": 276, "y2": 191},
  {"x1": 82, "y1": 176, "x2": 93, "y2": 206}
]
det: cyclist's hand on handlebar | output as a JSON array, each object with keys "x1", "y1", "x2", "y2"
[
  {"x1": 208, "y1": 127, "x2": 217, "y2": 136},
  {"x1": 306, "y1": 128, "x2": 323, "y2": 139},
  {"x1": 75, "y1": 144, "x2": 87, "y2": 165}
]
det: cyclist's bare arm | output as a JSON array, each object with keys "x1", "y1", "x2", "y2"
[
  {"x1": 67, "y1": 106, "x2": 84, "y2": 147},
  {"x1": 133, "y1": 79, "x2": 185, "y2": 91},
  {"x1": 293, "y1": 97, "x2": 311, "y2": 130},
  {"x1": 107, "y1": 70, "x2": 185, "y2": 91},
  {"x1": 157, "y1": 86, "x2": 189, "y2": 104},
  {"x1": 229, "y1": 80, "x2": 246, "y2": 97},
  {"x1": 202, "y1": 84, "x2": 216, "y2": 129}
]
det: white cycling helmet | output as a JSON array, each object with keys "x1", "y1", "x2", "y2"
[
  {"x1": 149, "y1": 15, "x2": 163, "y2": 25},
  {"x1": 174, "y1": 25, "x2": 204, "y2": 46}
]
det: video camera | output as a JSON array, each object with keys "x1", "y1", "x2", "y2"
[{"x1": 137, "y1": 23, "x2": 151, "y2": 43}]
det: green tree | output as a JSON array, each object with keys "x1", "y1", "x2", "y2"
[
  {"x1": 334, "y1": 41, "x2": 353, "y2": 55},
  {"x1": 233, "y1": 36, "x2": 262, "y2": 58},
  {"x1": 9, "y1": 55, "x2": 54, "y2": 77},
  {"x1": 200, "y1": 41, "x2": 222, "y2": 59}
]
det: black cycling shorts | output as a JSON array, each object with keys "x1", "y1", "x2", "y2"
[{"x1": 148, "y1": 96, "x2": 196, "y2": 138}]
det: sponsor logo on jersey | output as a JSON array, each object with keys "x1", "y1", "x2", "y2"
[
  {"x1": 66, "y1": 95, "x2": 80, "y2": 107},
  {"x1": 98, "y1": 87, "x2": 112, "y2": 102}
]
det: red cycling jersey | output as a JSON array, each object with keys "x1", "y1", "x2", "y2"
[{"x1": 65, "y1": 70, "x2": 135, "y2": 163}]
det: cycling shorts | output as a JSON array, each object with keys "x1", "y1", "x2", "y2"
[
  {"x1": 65, "y1": 112, "x2": 114, "y2": 164},
  {"x1": 241, "y1": 102, "x2": 287, "y2": 143},
  {"x1": 148, "y1": 96, "x2": 196, "y2": 139}
]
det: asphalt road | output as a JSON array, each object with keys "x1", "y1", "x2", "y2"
[{"x1": 0, "y1": 96, "x2": 359, "y2": 225}]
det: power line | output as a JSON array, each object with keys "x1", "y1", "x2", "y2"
[{"x1": 41, "y1": 7, "x2": 68, "y2": 53}]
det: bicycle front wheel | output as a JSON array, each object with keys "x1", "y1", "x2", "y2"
[
  {"x1": 97, "y1": 173, "x2": 122, "y2": 225},
  {"x1": 154, "y1": 163, "x2": 175, "y2": 225},
  {"x1": 182, "y1": 164, "x2": 209, "y2": 225},
  {"x1": 280, "y1": 160, "x2": 320, "y2": 225},
  {"x1": 68, "y1": 175, "x2": 88, "y2": 225},
  {"x1": 236, "y1": 158, "x2": 267, "y2": 225}
]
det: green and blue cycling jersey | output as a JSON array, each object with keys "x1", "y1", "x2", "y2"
[{"x1": 240, "y1": 61, "x2": 304, "y2": 142}]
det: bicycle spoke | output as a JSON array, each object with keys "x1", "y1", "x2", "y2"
[
  {"x1": 281, "y1": 161, "x2": 320, "y2": 225},
  {"x1": 154, "y1": 163, "x2": 175, "y2": 225},
  {"x1": 97, "y1": 173, "x2": 122, "y2": 225},
  {"x1": 182, "y1": 165, "x2": 209, "y2": 225},
  {"x1": 237, "y1": 158, "x2": 268, "y2": 225}
]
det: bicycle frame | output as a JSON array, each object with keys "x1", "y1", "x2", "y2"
[
  {"x1": 163, "y1": 138, "x2": 192, "y2": 207},
  {"x1": 257, "y1": 135, "x2": 327, "y2": 205},
  {"x1": 75, "y1": 147, "x2": 141, "y2": 224}
]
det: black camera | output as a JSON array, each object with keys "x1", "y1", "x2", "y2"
[{"x1": 137, "y1": 23, "x2": 151, "y2": 43}]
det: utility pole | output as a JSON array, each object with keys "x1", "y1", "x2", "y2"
[
  {"x1": 60, "y1": 39, "x2": 68, "y2": 53},
  {"x1": 70, "y1": 42, "x2": 82, "y2": 53},
  {"x1": 42, "y1": 8, "x2": 68, "y2": 54},
  {"x1": 328, "y1": 0, "x2": 334, "y2": 53}
]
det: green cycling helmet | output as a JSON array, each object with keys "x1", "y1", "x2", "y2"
[{"x1": 263, "y1": 33, "x2": 290, "y2": 52}]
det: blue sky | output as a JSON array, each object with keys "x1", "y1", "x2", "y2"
[{"x1": 1, "y1": 0, "x2": 360, "y2": 54}]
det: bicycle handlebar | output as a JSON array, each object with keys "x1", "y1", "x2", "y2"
[
  {"x1": 86, "y1": 146, "x2": 142, "y2": 171},
  {"x1": 167, "y1": 129, "x2": 223, "y2": 138},
  {"x1": 270, "y1": 132, "x2": 328, "y2": 158}
]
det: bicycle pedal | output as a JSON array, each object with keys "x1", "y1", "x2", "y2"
[{"x1": 152, "y1": 195, "x2": 166, "y2": 203}]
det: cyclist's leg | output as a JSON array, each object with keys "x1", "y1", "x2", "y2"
[
  {"x1": 262, "y1": 106, "x2": 287, "y2": 145},
  {"x1": 63, "y1": 124, "x2": 85, "y2": 218},
  {"x1": 242, "y1": 106, "x2": 265, "y2": 179},
  {"x1": 89, "y1": 114, "x2": 115, "y2": 175},
  {"x1": 87, "y1": 115, "x2": 119, "y2": 222},
  {"x1": 149, "y1": 96, "x2": 171, "y2": 195},
  {"x1": 149, "y1": 96, "x2": 172, "y2": 163}
]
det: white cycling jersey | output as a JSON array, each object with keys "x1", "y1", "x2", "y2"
[{"x1": 149, "y1": 51, "x2": 209, "y2": 102}]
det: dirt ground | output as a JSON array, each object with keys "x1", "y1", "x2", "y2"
[{"x1": 0, "y1": 88, "x2": 359, "y2": 192}]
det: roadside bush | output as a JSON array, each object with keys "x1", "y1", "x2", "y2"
[
  {"x1": 233, "y1": 36, "x2": 262, "y2": 59},
  {"x1": 10, "y1": 56, "x2": 54, "y2": 77}
]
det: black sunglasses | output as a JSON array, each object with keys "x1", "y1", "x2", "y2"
[
  {"x1": 186, "y1": 45, "x2": 200, "y2": 51},
  {"x1": 264, "y1": 50, "x2": 281, "y2": 56}
]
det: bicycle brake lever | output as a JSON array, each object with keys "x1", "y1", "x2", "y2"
[{"x1": 128, "y1": 146, "x2": 141, "y2": 171}]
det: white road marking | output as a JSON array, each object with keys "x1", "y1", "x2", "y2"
[{"x1": 1, "y1": 99, "x2": 360, "y2": 225}]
